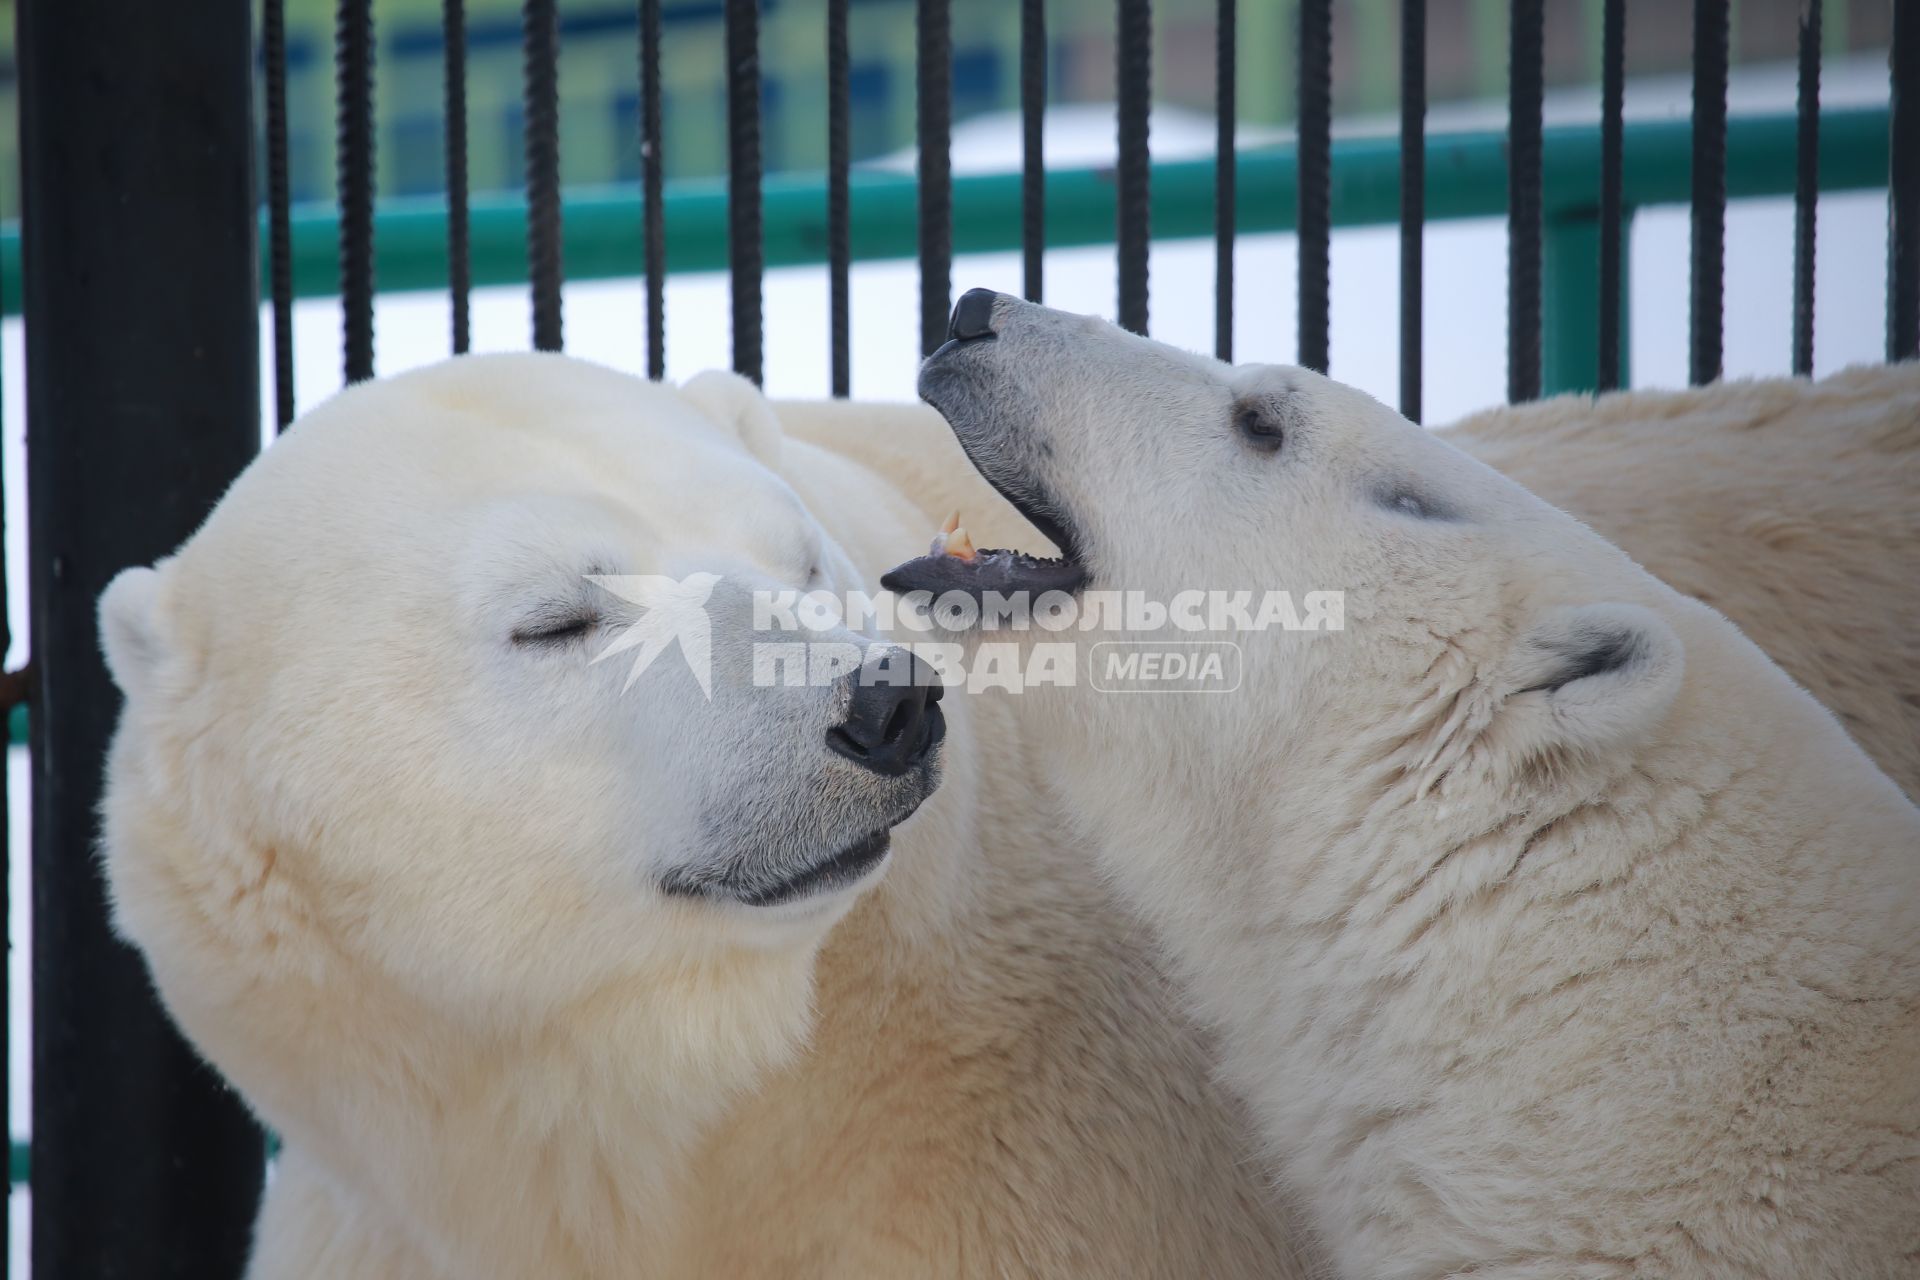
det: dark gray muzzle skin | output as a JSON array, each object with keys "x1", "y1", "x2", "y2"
[{"x1": 916, "y1": 290, "x2": 1107, "y2": 564}]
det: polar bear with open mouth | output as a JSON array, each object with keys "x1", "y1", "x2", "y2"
[{"x1": 885, "y1": 291, "x2": 1920, "y2": 1280}]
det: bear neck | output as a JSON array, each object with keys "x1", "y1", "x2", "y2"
[{"x1": 267, "y1": 920, "x2": 824, "y2": 1275}]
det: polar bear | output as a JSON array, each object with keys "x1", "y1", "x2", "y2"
[
  {"x1": 885, "y1": 291, "x2": 1920, "y2": 1279},
  {"x1": 1444, "y1": 365, "x2": 1920, "y2": 797},
  {"x1": 808, "y1": 365, "x2": 1920, "y2": 797},
  {"x1": 98, "y1": 354, "x2": 1305, "y2": 1278}
]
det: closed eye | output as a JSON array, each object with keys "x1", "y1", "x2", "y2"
[
  {"x1": 511, "y1": 611, "x2": 599, "y2": 645},
  {"x1": 1375, "y1": 485, "x2": 1458, "y2": 521},
  {"x1": 1235, "y1": 405, "x2": 1285, "y2": 453}
]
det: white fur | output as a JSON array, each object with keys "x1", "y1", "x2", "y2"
[
  {"x1": 919, "y1": 299, "x2": 1920, "y2": 1280},
  {"x1": 1444, "y1": 365, "x2": 1920, "y2": 797},
  {"x1": 794, "y1": 365, "x2": 1920, "y2": 794},
  {"x1": 99, "y1": 353, "x2": 1304, "y2": 1278}
]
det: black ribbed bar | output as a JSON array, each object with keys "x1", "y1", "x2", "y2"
[
  {"x1": 726, "y1": 0, "x2": 764, "y2": 381},
  {"x1": 19, "y1": 0, "x2": 265, "y2": 1269},
  {"x1": 337, "y1": 0, "x2": 376, "y2": 383},
  {"x1": 0, "y1": 268, "x2": 9, "y2": 1269},
  {"x1": 828, "y1": 0, "x2": 851, "y2": 395},
  {"x1": 1296, "y1": 0, "x2": 1331, "y2": 373},
  {"x1": 1890, "y1": 0, "x2": 1920, "y2": 361},
  {"x1": 1791, "y1": 0, "x2": 1820, "y2": 376},
  {"x1": 1507, "y1": 0, "x2": 1542, "y2": 404},
  {"x1": 1398, "y1": 0, "x2": 1424, "y2": 418},
  {"x1": 523, "y1": 0, "x2": 564, "y2": 352},
  {"x1": 917, "y1": 0, "x2": 952, "y2": 357},
  {"x1": 1598, "y1": 0, "x2": 1624, "y2": 392},
  {"x1": 1689, "y1": 0, "x2": 1728, "y2": 386},
  {"x1": 1116, "y1": 0, "x2": 1152, "y2": 334},
  {"x1": 640, "y1": 0, "x2": 666, "y2": 380},
  {"x1": 1215, "y1": 0, "x2": 1235, "y2": 360},
  {"x1": 266, "y1": 0, "x2": 295, "y2": 426},
  {"x1": 1022, "y1": 0, "x2": 1046, "y2": 302},
  {"x1": 446, "y1": 0, "x2": 472, "y2": 355}
]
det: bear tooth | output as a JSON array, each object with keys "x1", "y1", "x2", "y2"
[
  {"x1": 944, "y1": 526, "x2": 977, "y2": 562},
  {"x1": 941, "y1": 511, "x2": 961, "y2": 535}
]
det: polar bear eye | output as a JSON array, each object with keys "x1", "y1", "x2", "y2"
[
  {"x1": 511, "y1": 612, "x2": 598, "y2": 646},
  {"x1": 1375, "y1": 484, "x2": 1458, "y2": 521},
  {"x1": 1235, "y1": 406, "x2": 1285, "y2": 454}
]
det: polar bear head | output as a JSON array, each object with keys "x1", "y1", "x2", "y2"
[
  {"x1": 99, "y1": 354, "x2": 944, "y2": 1156},
  {"x1": 887, "y1": 292, "x2": 1696, "y2": 844}
]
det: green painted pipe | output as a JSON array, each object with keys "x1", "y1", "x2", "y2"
[{"x1": 0, "y1": 108, "x2": 1890, "y2": 314}]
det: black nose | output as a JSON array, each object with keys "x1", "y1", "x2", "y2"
[
  {"x1": 827, "y1": 650, "x2": 946, "y2": 776},
  {"x1": 948, "y1": 288, "x2": 1001, "y2": 343}
]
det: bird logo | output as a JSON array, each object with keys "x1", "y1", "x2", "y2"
[{"x1": 586, "y1": 573, "x2": 722, "y2": 699}]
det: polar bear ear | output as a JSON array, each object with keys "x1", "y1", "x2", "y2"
[
  {"x1": 1493, "y1": 602, "x2": 1684, "y2": 758},
  {"x1": 99, "y1": 565, "x2": 178, "y2": 704},
  {"x1": 680, "y1": 369, "x2": 784, "y2": 468}
]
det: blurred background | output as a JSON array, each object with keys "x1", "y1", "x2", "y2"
[
  {"x1": 0, "y1": 0, "x2": 1892, "y2": 212},
  {"x1": 0, "y1": 0, "x2": 1898, "y2": 418}
]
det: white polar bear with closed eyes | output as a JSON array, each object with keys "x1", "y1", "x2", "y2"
[
  {"x1": 96, "y1": 353, "x2": 1305, "y2": 1279},
  {"x1": 888, "y1": 291, "x2": 1920, "y2": 1280}
]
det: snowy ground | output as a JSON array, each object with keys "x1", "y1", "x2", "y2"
[{"x1": 1, "y1": 53, "x2": 1901, "y2": 1268}]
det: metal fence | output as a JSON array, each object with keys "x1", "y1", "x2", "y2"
[{"x1": 3, "y1": 0, "x2": 1917, "y2": 1274}]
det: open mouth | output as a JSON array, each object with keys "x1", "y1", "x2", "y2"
[
  {"x1": 734, "y1": 830, "x2": 893, "y2": 908},
  {"x1": 878, "y1": 447, "x2": 1089, "y2": 606},
  {"x1": 883, "y1": 288, "x2": 1088, "y2": 614}
]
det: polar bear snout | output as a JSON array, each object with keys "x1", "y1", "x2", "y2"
[
  {"x1": 946, "y1": 287, "x2": 1003, "y2": 344},
  {"x1": 827, "y1": 649, "x2": 945, "y2": 777}
]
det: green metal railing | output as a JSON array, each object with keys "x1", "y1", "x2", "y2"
[{"x1": 0, "y1": 104, "x2": 1892, "y2": 368}]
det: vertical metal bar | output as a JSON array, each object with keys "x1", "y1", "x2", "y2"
[
  {"x1": 1022, "y1": 0, "x2": 1047, "y2": 303},
  {"x1": 1215, "y1": 0, "x2": 1236, "y2": 361},
  {"x1": 640, "y1": 0, "x2": 666, "y2": 380},
  {"x1": 828, "y1": 0, "x2": 852, "y2": 396},
  {"x1": 265, "y1": 0, "x2": 296, "y2": 427},
  {"x1": 1890, "y1": 0, "x2": 1920, "y2": 361},
  {"x1": 18, "y1": 0, "x2": 266, "y2": 1272},
  {"x1": 1690, "y1": 0, "x2": 1729, "y2": 386},
  {"x1": 917, "y1": 0, "x2": 953, "y2": 357},
  {"x1": 1790, "y1": 0, "x2": 1819, "y2": 376},
  {"x1": 524, "y1": 0, "x2": 565, "y2": 352},
  {"x1": 726, "y1": 0, "x2": 765, "y2": 381},
  {"x1": 1116, "y1": 0, "x2": 1152, "y2": 335},
  {"x1": 0, "y1": 239, "x2": 9, "y2": 1274},
  {"x1": 1598, "y1": 0, "x2": 1625, "y2": 391},
  {"x1": 1297, "y1": 0, "x2": 1332, "y2": 374},
  {"x1": 446, "y1": 0, "x2": 473, "y2": 355},
  {"x1": 1508, "y1": 0, "x2": 1543, "y2": 403},
  {"x1": 1398, "y1": 0, "x2": 1424, "y2": 418},
  {"x1": 338, "y1": 0, "x2": 377, "y2": 383}
]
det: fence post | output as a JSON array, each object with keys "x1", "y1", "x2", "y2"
[
  {"x1": 17, "y1": 0, "x2": 267, "y2": 1274},
  {"x1": 1543, "y1": 207, "x2": 1631, "y2": 395}
]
